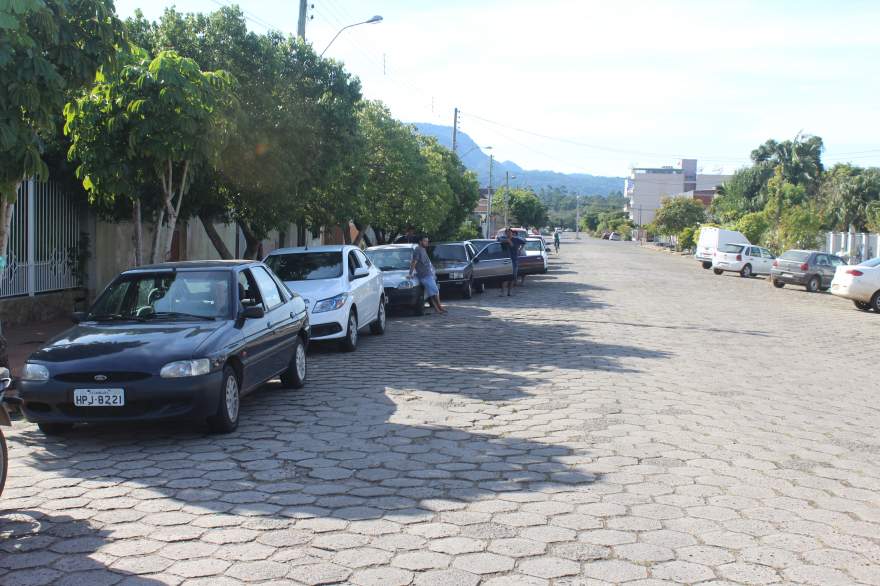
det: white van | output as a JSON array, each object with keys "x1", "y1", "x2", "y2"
[{"x1": 694, "y1": 227, "x2": 749, "y2": 269}]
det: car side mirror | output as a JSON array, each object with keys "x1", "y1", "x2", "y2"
[
  {"x1": 351, "y1": 267, "x2": 369, "y2": 280},
  {"x1": 242, "y1": 305, "x2": 265, "y2": 319},
  {"x1": 72, "y1": 311, "x2": 87, "y2": 324}
]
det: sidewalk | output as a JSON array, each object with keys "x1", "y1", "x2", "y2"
[{"x1": 3, "y1": 318, "x2": 71, "y2": 377}]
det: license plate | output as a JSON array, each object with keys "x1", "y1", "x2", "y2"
[
  {"x1": 74, "y1": 388, "x2": 125, "y2": 407},
  {"x1": 782, "y1": 273, "x2": 792, "y2": 278}
]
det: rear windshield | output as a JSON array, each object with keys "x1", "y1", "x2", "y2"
[
  {"x1": 428, "y1": 244, "x2": 467, "y2": 262},
  {"x1": 525, "y1": 240, "x2": 543, "y2": 251},
  {"x1": 365, "y1": 248, "x2": 412, "y2": 271},
  {"x1": 719, "y1": 244, "x2": 745, "y2": 253},
  {"x1": 265, "y1": 252, "x2": 343, "y2": 281},
  {"x1": 780, "y1": 251, "x2": 811, "y2": 262}
]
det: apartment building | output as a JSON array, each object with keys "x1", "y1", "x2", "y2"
[{"x1": 624, "y1": 159, "x2": 729, "y2": 225}]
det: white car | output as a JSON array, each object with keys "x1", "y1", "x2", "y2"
[
  {"x1": 712, "y1": 243, "x2": 775, "y2": 277},
  {"x1": 264, "y1": 245, "x2": 385, "y2": 351},
  {"x1": 524, "y1": 237, "x2": 549, "y2": 273},
  {"x1": 609, "y1": 232, "x2": 621, "y2": 241},
  {"x1": 695, "y1": 227, "x2": 749, "y2": 270},
  {"x1": 830, "y1": 257, "x2": 880, "y2": 311}
]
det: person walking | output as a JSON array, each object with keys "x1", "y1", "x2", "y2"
[
  {"x1": 409, "y1": 235, "x2": 446, "y2": 314},
  {"x1": 554, "y1": 230, "x2": 560, "y2": 254},
  {"x1": 498, "y1": 227, "x2": 526, "y2": 296}
]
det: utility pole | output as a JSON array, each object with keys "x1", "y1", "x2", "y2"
[
  {"x1": 575, "y1": 194, "x2": 581, "y2": 240},
  {"x1": 452, "y1": 107, "x2": 459, "y2": 154},
  {"x1": 487, "y1": 154, "x2": 495, "y2": 237},
  {"x1": 638, "y1": 205, "x2": 643, "y2": 242},
  {"x1": 504, "y1": 171, "x2": 511, "y2": 227},
  {"x1": 297, "y1": 0, "x2": 308, "y2": 39}
]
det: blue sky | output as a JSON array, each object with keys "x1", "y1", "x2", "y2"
[{"x1": 115, "y1": 0, "x2": 880, "y2": 178}]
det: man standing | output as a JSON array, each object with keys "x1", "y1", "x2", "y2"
[
  {"x1": 409, "y1": 235, "x2": 446, "y2": 314},
  {"x1": 499, "y1": 227, "x2": 526, "y2": 297},
  {"x1": 554, "y1": 229, "x2": 561, "y2": 254}
]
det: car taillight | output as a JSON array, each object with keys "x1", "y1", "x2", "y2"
[
  {"x1": 846, "y1": 269, "x2": 864, "y2": 276},
  {"x1": 800, "y1": 263, "x2": 809, "y2": 271},
  {"x1": 772, "y1": 260, "x2": 778, "y2": 267},
  {"x1": 736, "y1": 254, "x2": 742, "y2": 261}
]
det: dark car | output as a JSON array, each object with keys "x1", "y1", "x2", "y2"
[
  {"x1": 428, "y1": 242, "x2": 483, "y2": 298},
  {"x1": 770, "y1": 250, "x2": 846, "y2": 292},
  {"x1": 471, "y1": 240, "x2": 515, "y2": 288},
  {"x1": 365, "y1": 244, "x2": 426, "y2": 315},
  {"x1": 18, "y1": 261, "x2": 309, "y2": 435}
]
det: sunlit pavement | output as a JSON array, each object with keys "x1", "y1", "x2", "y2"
[{"x1": 2, "y1": 238, "x2": 879, "y2": 585}]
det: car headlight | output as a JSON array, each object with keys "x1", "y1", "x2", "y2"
[
  {"x1": 312, "y1": 293, "x2": 349, "y2": 313},
  {"x1": 22, "y1": 363, "x2": 50, "y2": 382},
  {"x1": 160, "y1": 359, "x2": 211, "y2": 378},
  {"x1": 397, "y1": 279, "x2": 415, "y2": 289},
  {"x1": 450, "y1": 271, "x2": 464, "y2": 280}
]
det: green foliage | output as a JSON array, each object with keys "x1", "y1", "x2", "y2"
[
  {"x1": 818, "y1": 164, "x2": 880, "y2": 231},
  {"x1": 494, "y1": 188, "x2": 548, "y2": 228},
  {"x1": 750, "y1": 134, "x2": 824, "y2": 194},
  {"x1": 452, "y1": 219, "x2": 481, "y2": 241},
  {"x1": 777, "y1": 204, "x2": 824, "y2": 251},
  {"x1": 735, "y1": 212, "x2": 769, "y2": 245},
  {"x1": 867, "y1": 201, "x2": 880, "y2": 234},
  {"x1": 678, "y1": 226, "x2": 696, "y2": 251},
  {"x1": 712, "y1": 165, "x2": 773, "y2": 222},
  {"x1": 0, "y1": 0, "x2": 124, "y2": 201},
  {"x1": 652, "y1": 197, "x2": 706, "y2": 235}
]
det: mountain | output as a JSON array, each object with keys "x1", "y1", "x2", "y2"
[{"x1": 414, "y1": 123, "x2": 624, "y2": 196}]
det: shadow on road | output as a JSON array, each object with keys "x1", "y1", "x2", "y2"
[{"x1": 0, "y1": 510, "x2": 165, "y2": 585}]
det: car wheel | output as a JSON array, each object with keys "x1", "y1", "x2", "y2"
[
  {"x1": 806, "y1": 275, "x2": 820, "y2": 293},
  {"x1": 339, "y1": 310, "x2": 358, "y2": 352},
  {"x1": 712, "y1": 268, "x2": 723, "y2": 275},
  {"x1": 772, "y1": 279, "x2": 785, "y2": 288},
  {"x1": 37, "y1": 422, "x2": 74, "y2": 435},
  {"x1": 208, "y1": 366, "x2": 240, "y2": 434},
  {"x1": 871, "y1": 291, "x2": 880, "y2": 312},
  {"x1": 280, "y1": 336, "x2": 307, "y2": 389},
  {"x1": 370, "y1": 300, "x2": 386, "y2": 335},
  {"x1": 702, "y1": 261, "x2": 712, "y2": 269},
  {"x1": 462, "y1": 279, "x2": 473, "y2": 299},
  {"x1": 740, "y1": 264, "x2": 752, "y2": 278},
  {"x1": 854, "y1": 300, "x2": 872, "y2": 311}
]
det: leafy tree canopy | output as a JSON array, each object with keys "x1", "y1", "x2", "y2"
[{"x1": 652, "y1": 197, "x2": 706, "y2": 235}]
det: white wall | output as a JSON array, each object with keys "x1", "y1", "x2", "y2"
[{"x1": 629, "y1": 172, "x2": 683, "y2": 225}]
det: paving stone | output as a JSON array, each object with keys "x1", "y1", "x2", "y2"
[
  {"x1": 519, "y1": 556, "x2": 581, "y2": 579},
  {"x1": 651, "y1": 560, "x2": 715, "y2": 583},
  {"x1": 287, "y1": 562, "x2": 352, "y2": 584},
  {"x1": 580, "y1": 559, "x2": 647, "y2": 582},
  {"x1": 413, "y1": 569, "x2": 480, "y2": 586},
  {"x1": 350, "y1": 566, "x2": 413, "y2": 586},
  {"x1": 453, "y1": 552, "x2": 515, "y2": 574},
  {"x1": 392, "y1": 551, "x2": 451, "y2": 570}
]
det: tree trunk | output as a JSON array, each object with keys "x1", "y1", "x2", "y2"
[
  {"x1": 352, "y1": 222, "x2": 373, "y2": 247},
  {"x1": 238, "y1": 220, "x2": 261, "y2": 259},
  {"x1": 132, "y1": 199, "x2": 143, "y2": 266},
  {"x1": 200, "y1": 212, "x2": 233, "y2": 259},
  {"x1": 342, "y1": 223, "x2": 352, "y2": 245},
  {"x1": 0, "y1": 184, "x2": 19, "y2": 269},
  {"x1": 163, "y1": 160, "x2": 189, "y2": 259},
  {"x1": 151, "y1": 208, "x2": 165, "y2": 264}
]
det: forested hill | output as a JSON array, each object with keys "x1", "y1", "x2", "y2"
[{"x1": 414, "y1": 123, "x2": 624, "y2": 196}]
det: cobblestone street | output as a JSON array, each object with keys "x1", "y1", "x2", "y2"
[{"x1": 2, "y1": 238, "x2": 879, "y2": 585}]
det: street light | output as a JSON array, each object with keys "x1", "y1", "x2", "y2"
[
  {"x1": 320, "y1": 15, "x2": 383, "y2": 57},
  {"x1": 503, "y1": 171, "x2": 517, "y2": 227},
  {"x1": 486, "y1": 149, "x2": 495, "y2": 237}
]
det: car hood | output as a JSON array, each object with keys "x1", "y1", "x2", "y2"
[
  {"x1": 282, "y1": 278, "x2": 345, "y2": 309},
  {"x1": 432, "y1": 261, "x2": 469, "y2": 271},
  {"x1": 28, "y1": 321, "x2": 231, "y2": 374},
  {"x1": 381, "y1": 269, "x2": 413, "y2": 287}
]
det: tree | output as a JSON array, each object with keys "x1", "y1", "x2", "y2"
[
  {"x1": 750, "y1": 134, "x2": 824, "y2": 193},
  {"x1": 0, "y1": 0, "x2": 124, "y2": 271},
  {"x1": 678, "y1": 226, "x2": 696, "y2": 251},
  {"x1": 66, "y1": 50, "x2": 237, "y2": 263},
  {"x1": 735, "y1": 212, "x2": 769, "y2": 245},
  {"x1": 493, "y1": 188, "x2": 548, "y2": 228},
  {"x1": 652, "y1": 197, "x2": 706, "y2": 235},
  {"x1": 819, "y1": 164, "x2": 880, "y2": 232},
  {"x1": 712, "y1": 164, "x2": 774, "y2": 222},
  {"x1": 866, "y1": 201, "x2": 880, "y2": 234},
  {"x1": 778, "y1": 204, "x2": 824, "y2": 251}
]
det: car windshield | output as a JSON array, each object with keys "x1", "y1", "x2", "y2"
[
  {"x1": 859, "y1": 257, "x2": 880, "y2": 268},
  {"x1": 428, "y1": 244, "x2": 467, "y2": 262},
  {"x1": 90, "y1": 270, "x2": 231, "y2": 320},
  {"x1": 780, "y1": 250, "x2": 811, "y2": 262},
  {"x1": 366, "y1": 248, "x2": 412, "y2": 271},
  {"x1": 719, "y1": 244, "x2": 745, "y2": 253},
  {"x1": 470, "y1": 240, "x2": 493, "y2": 252},
  {"x1": 265, "y1": 252, "x2": 343, "y2": 281},
  {"x1": 525, "y1": 240, "x2": 543, "y2": 251}
]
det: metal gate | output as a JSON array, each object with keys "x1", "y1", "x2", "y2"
[{"x1": 0, "y1": 180, "x2": 85, "y2": 298}]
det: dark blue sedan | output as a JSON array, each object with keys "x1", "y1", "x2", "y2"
[{"x1": 18, "y1": 260, "x2": 309, "y2": 434}]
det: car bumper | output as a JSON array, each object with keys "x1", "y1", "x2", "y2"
[
  {"x1": 308, "y1": 304, "x2": 349, "y2": 340},
  {"x1": 385, "y1": 286, "x2": 421, "y2": 306},
  {"x1": 712, "y1": 260, "x2": 745, "y2": 272},
  {"x1": 695, "y1": 253, "x2": 712, "y2": 262},
  {"x1": 830, "y1": 281, "x2": 873, "y2": 302},
  {"x1": 770, "y1": 269, "x2": 808, "y2": 285},
  {"x1": 18, "y1": 371, "x2": 225, "y2": 424}
]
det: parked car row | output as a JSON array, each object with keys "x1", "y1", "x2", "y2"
[
  {"x1": 14, "y1": 237, "x2": 555, "y2": 436},
  {"x1": 694, "y1": 226, "x2": 880, "y2": 313}
]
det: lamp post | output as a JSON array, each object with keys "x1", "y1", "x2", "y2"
[
  {"x1": 486, "y1": 152, "x2": 495, "y2": 237},
  {"x1": 320, "y1": 15, "x2": 383, "y2": 57},
  {"x1": 575, "y1": 194, "x2": 581, "y2": 240},
  {"x1": 503, "y1": 171, "x2": 517, "y2": 227}
]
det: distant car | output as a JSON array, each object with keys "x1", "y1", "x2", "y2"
[
  {"x1": 609, "y1": 232, "x2": 621, "y2": 241},
  {"x1": 770, "y1": 250, "x2": 846, "y2": 292},
  {"x1": 522, "y1": 237, "x2": 548, "y2": 274},
  {"x1": 365, "y1": 244, "x2": 426, "y2": 315},
  {"x1": 830, "y1": 257, "x2": 880, "y2": 311},
  {"x1": 428, "y1": 241, "x2": 482, "y2": 298},
  {"x1": 696, "y1": 227, "x2": 749, "y2": 270},
  {"x1": 265, "y1": 245, "x2": 385, "y2": 351},
  {"x1": 18, "y1": 261, "x2": 309, "y2": 435},
  {"x1": 712, "y1": 244, "x2": 775, "y2": 277},
  {"x1": 496, "y1": 227, "x2": 529, "y2": 240}
]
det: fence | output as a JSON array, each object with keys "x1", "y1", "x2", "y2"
[
  {"x1": 0, "y1": 180, "x2": 85, "y2": 299},
  {"x1": 822, "y1": 232, "x2": 880, "y2": 264}
]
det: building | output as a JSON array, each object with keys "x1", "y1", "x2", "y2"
[{"x1": 624, "y1": 159, "x2": 729, "y2": 225}]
